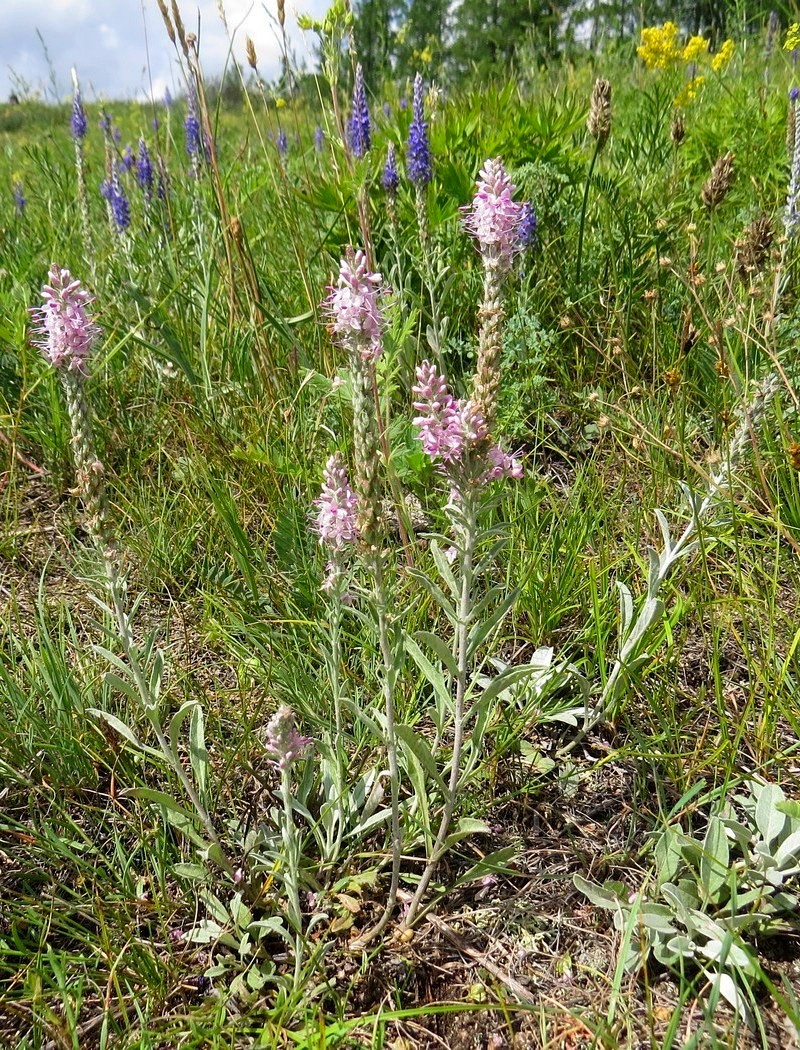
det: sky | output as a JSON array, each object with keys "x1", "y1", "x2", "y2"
[{"x1": 0, "y1": 0, "x2": 329, "y2": 103}]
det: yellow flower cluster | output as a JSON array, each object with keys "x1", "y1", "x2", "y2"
[
  {"x1": 637, "y1": 21, "x2": 682, "y2": 69},
  {"x1": 673, "y1": 75, "x2": 705, "y2": 109},
  {"x1": 683, "y1": 35, "x2": 709, "y2": 63},
  {"x1": 638, "y1": 24, "x2": 735, "y2": 76},
  {"x1": 785, "y1": 23, "x2": 800, "y2": 51},
  {"x1": 711, "y1": 39, "x2": 735, "y2": 72}
]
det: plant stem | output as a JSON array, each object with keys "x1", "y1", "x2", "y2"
[
  {"x1": 350, "y1": 553, "x2": 401, "y2": 948},
  {"x1": 404, "y1": 492, "x2": 477, "y2": 928},
  {"x1": 280, "y1": 763, "x2": 304, "y2": 986},
  {"x1": 576, "y1": 137, "x2": 601, "y2": 287},
  {"x1": 100, "y1": 548, "x2": 233, "y2": 876}
]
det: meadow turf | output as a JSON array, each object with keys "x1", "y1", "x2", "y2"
[{"x1": 1, "y1": 23, "x2": 800, "y2": 1049}]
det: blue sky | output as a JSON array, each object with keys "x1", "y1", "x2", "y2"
[{"x1": 0, "y1": 1, "x2": 328, "y2": 102}]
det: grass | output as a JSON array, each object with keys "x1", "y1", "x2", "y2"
[{"x1": 1, "y1": 16, "x2": 800, "y2": 1049}]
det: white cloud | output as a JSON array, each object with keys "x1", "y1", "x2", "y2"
[
  {"x1": 99, "y1": 24, "x2": 119, "y2": 49},
  {"x1": 0, "y1": 0, "x2": 330, "y2": 101}
]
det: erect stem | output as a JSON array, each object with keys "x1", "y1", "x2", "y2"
[
  {"x1": 350, "y1": 551, "x2": 401, "y2": 948},
  {"x1": 404, "y1": 490, "x2": 477, "y2": 928},
  {"x1": 576, "y1": 136, "x2": 601, "y2": 287}
]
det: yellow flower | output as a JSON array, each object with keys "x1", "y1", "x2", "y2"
[
  {"x1": 711, "y1": 39, "x2": 735, "y2": 72},
  {"x1": 683, "y1": 35, "x2": 709, "y2": 63},
  {"x1": 419, "y1": 46, "x2": 432, "y2": 64},
  {"x1": 785, "y1": 23, "x2": 800, "y2": 51},
  {"x1": 275, "y1": 97, "x2": 286, "y2": 108},
  {"x1": 673, "y1": 75, "x2": 705, "y2": 109},
  {"x1": 637, "y1": 22, "x2": 682, "y2": 70}
]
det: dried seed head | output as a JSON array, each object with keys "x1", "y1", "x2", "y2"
[
  {"x1": 245, "y1": 36, "x2": 258, "y2": 70},
  {"x1": 701, "y1": 152, "x2": 735, "y2": 209},
  {"x1": 277, "y1": 0, "x2": 286, "y2": 29},
  {"x1": 587, "y1": 78, "x2": 612, "y2": 148},
  {"x1": 170, "y1": 0, "x2": 189, "y2": 57},
  {"x1": 670, "y1": 115, "x2": 685, "y2": 145},
  {"x1": 734, "y1": 214, "x2": 773, "y2": 282},
  {"x1": 156, "y1": 0, "x2": 176, "y2": 45}
]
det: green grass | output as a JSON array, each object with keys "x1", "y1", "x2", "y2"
[{"x1": 1, "y1": 20, "x2": 800, "y2": 1049}]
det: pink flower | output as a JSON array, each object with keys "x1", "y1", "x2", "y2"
[
  {"x1": 325, "y1": 250, "x2": 386, "y2": 361},
  {"x1": 412, "y1": 361, "x2": 487, "y2": 465},
  {"x1": 313, "y1": 453, "x2": 359, "y2": 550},
  {"x1": 485, "y1": 444, "x2": 523, "y2": 481},
  {"x1": 264, "y1": 705, "x2": 312, "y2": 772},
  {"x1": 29, "y1": 265, "x2": 101, "y2": 375},
  {"x1": 462, "y1": 158, "x2": 523, "y2": 274}
]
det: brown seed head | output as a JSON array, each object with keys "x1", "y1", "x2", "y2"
[
  {"x1": 701, "y1": 152, "x2": 735, "y2": 209},
  {"x1": 170, "y1": 0, "x2": 189, "y2": 57},
  {"x1": 156, "y1": 0, "x2": 176, "y2": 45},
  {"x1": 246, "y1": 36, "x2": 258, "y2": 70},
  {"x1": 670, "y1": 115, "x2": 685, "y2": 146},
  {"x1": 587, "y1": 78, "x2": 612, "y2": 148},
  {"x1": 277, "y1": 0, "x2": 286, "y2": 29},
  {"x1": 734, "y1": 213, "x2": 773, "y2": 282}
]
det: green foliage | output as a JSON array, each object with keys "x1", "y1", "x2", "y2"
[{"x1": 576, "y1": 779, "x2": 800, "y2": 1019}]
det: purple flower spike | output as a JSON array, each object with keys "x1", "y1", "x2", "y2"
[
  {"x1": 121, "y1": 145, "x2": 135, "y2": 173},
  {"x1": 136, "y1": 138, "x2": 154, "y2": 197},
  {"x1": 349, "y1": 63, "x2": 371, "y2": 157},
  {"x1": 30, "y1": 266, "x2": 101, "y2": 375},
  {"x1": 791, "y1": 86, "x2": 800, "y2": 101},
  {"x1": 518, "y1": 201, "x2": 538, "y2": 251},
  {"x1": 382, "y1": 143, "x2": 399, "y2": 193},
  {"x1": 277, "y1": 128, "x2": 289, "y2": 156},
  {"x1": 407, "y1": 73, "x2": 432, "y2": 186},
  {"x1": 314, "y1": 453, "x2": 359, "y2": 550},
  {"x1": 264, "y1": 705, "x2": 312, "y2": 772},
  {"x1": 314, "y1": 125, "x2": 324, "y2": 151},
  {"x1": 102, "y1": 165, "x2": 131, "y2": 230},
  {"x1": 13, "y1": 183, "x2": 25, "y2": 214},
  {"x1": 71, "y1": 88, "x2": 88, "y2": 141},
  {"x1": 463, "y1": 158, "x2": 524, "y2": 274},
  {"x1": 184, "y1": 89, "x2": 203, "y2": 159},
  {"x1": 325, "y1": 250, "x2": 386, "y2": 361}
]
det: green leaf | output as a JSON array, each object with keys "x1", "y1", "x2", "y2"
[
  {"x1": 87, "y1": 708, "x2": 162, "y2": 760},
  {"x1": 699, "y1": 814, "x2": 730, "y2": 902},
  {"x1": 404, "y1": 636, "x2": 453, "y2": 714},
  {"x1": 169, "y1": 700, "x2": 196, "y2": 756},
  {"x1": 406, "y1": 567, "x2": 458, "y2": 623},
  {"x1": 413, "y1": 630, "x2": 458, "y2": 679},
  {"x1": 453, "y1": 846, "x2": 517, "y2": 888},
  {"x1": 189, "y1": 704, "x2": 209, "y2": 799},
  {"x1": 395, "y1": 724, "x2": 446, "y2": 794},
  {"x1": 429, "y1": 539, "x2": 459, "y2": 598},
  {"x1": 573, "y1": 874, "x2": 628, "y2": 911},
  {"x1": 754, "y1": 782, "x2": 787, "y2": 848},
  {"x1": 125, "y1": 787, "x2": 205, "y2": 846}
]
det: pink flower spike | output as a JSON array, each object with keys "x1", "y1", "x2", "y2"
[
  {"x1": 264, "y1": 705, "x2": 312, "y2": 772},
  {"x1": 484, "y1": 444, "x2": 524, "y2": 481},
  {"x1": 29, "y1": 265, "x2": 101, "y2": 375},
  {"x1": 412, "y1": 360, "x2": 466, "y2": 464},
  {"x1": 462, "y1": 158, "x2": 523, "y2": 274},
  {"x1": 325, "y1": 249, "x2": 386, "y2": 361},
  {"x1": 313, "y1": 453, "x2": 359, "y2": 550}
]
